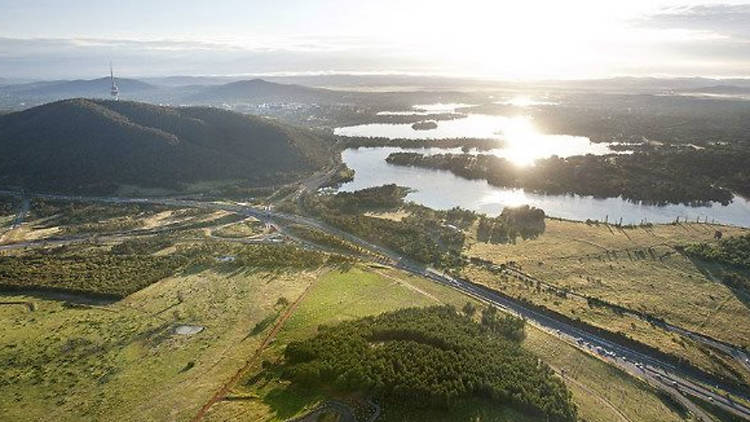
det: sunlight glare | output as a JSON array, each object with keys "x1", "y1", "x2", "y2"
[{"x1": 478, "y1": 188, "x2": 530, "y2": 208}]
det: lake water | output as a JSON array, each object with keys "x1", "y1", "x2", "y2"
[
  {"x1": 335, "y1": 104, "x2": 750, "y2": 227},
  {"x1": 338, "y1": 147, "x2": 750, "y2": 227},
  {"x1": 335, "y1": 114, "x2": 619, "y2": 165}
]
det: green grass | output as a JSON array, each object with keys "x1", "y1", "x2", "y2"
[
  {"x1": 0, "y1": 268, "x2": 317, "y2": 422},
  {"x1": 279, "y1": 267, "x2": 438, "y2": 343},
  {"x1": 211, "y1": 219, "x2": 264, "y2": 238},
  {"x1": 523, "y1": 326, "x2": 685, "y2": 422}
]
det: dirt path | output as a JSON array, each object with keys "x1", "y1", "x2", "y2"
[
  {"x1": 374, "y1": 270, "x2": 442, "y2": 304},
  {"x1": 191, "y1": 278, "x2": 317, "y2": 422},
  {"x1": 553, "y1": 368, "x2": 632, "y2": 422}
]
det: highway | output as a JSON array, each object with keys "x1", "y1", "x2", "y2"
[
  {"x1": 2, "y1": 189, "x2": 750, "y2": 420},
  {"x1": 500, "y1": 264, "x2": 750, "y2": 375}
]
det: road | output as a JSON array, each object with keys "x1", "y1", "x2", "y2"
[
  {"x1": 499, "y1": 261, "x2": 750, "y2": 375},
  {"x1": 418, "y1": 267, "x2": 750, "y2": 420},
  {"x1": 2, "y1": 189, "x2": 749, "y2": 421}
]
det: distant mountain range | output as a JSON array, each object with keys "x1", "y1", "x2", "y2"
[
  {"x1": 1, "y1": 77, "x2": 157, "y2": 99},
  {"x1": 529, "y1": 76, "x2": 750, "y2": 92},
  {"x1": 679, "y1": 85, "x2": 750, "y2": 96},
  {"x1": 2, "y1": 74, "x2": 750, "y2": 114},
  {"x1": 0, "y1": 99, "x2": 333, "y2": 194},
  {"x1": 0, "y1": 77, "x2": 357, "y2": 107},
  {"x1": 4, "y1": 74, "x2": 750, "y2": 106}
]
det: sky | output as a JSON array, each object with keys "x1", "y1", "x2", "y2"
[{"x1": 1, "y1": 0, "x2": 750, "y2": 80}]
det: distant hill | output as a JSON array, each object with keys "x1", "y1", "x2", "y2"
[
  {"x1": 682, "y1": 85, "x2": 750, "y2": 95},
  {"x1": 0, "y1": 77, "x2": 157, "y2": 99},
  {"x1": 188, "y1": 78, "x2": 347, "y2": 104},
  {"x1": 141, "y1": 75, "x2": 243, "y2": 87},
  {"x1": 531, "y1": 77, "x2": 750, "y2": 93},
  {"x1": 0, "y1": 99, "x2": 333, "y2": 194}
]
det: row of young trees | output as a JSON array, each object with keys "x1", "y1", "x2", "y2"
[
  {"x1": 282, "y1": 306, "x2": 576, "y2": 421},
  {"x1": 0, "y1": 252, "x2": 186, "y2": 297},
  {"x1": 0, "y1": 234, "x2": 333, "y2": 298},
  {"x1": 682, "y1": 234, "x2": 750, "y2": 269}
]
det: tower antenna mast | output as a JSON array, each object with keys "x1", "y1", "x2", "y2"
[{"x1": 110, "y1": 62, "x2": 119, "y2": 101}]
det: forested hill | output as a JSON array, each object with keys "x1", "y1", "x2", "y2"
[{"x1": 0, "y1": 99, "x2": 333, "y2": 194}]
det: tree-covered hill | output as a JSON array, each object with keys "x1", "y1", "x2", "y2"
[{"x1": 0, "y1": 99, "x2": 334, "y2": 193}]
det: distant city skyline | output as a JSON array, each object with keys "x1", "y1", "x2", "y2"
[{"x1": 2, "y1": 0, "x2": 750, "y2": 80}]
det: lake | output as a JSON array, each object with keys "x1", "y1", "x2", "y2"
[
  {"x1": 334, "y1": 107, "x2": 750, "y2": 227},
  {"x1": 334, "y1": 114, "x2": 619, "y2": 165},
  {"x1": 338, "y1": 147, "x2": 750, "y2": 227}
]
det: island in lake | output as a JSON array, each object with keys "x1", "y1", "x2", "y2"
[{"x1": 411, "y1": 120, "x2": 438, "y2": 130}]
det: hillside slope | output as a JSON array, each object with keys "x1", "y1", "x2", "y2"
[{"x1": 0, "y1": 99, "x2": 333, "y2": 193}]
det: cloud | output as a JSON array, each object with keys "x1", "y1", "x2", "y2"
[
  {"x1": 639, "y1": 4, "x2": 750, "y2": 39},
  {"x1": 0, "y1": 37, "x2": 428, "y2": 79},
  {"x1": 621, "y1": 3, "x2": 750, "y2": 75}
]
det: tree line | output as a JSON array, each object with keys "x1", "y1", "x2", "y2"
[
  {"x1": 339, "y1": 136, "x2": 503, "y2": 151},
  {"x1": 682, "y1": 234, "x2": 750, "y2": 269},
  {"x1": 477, "y1": 205, "x2": 545, "y2": 243}
]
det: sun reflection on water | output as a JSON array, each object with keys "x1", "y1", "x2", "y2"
[
  {"x1": 334, "y1": 105, "x2": 623, "y2": 167},
  {"x1": 497, "y1": 96, "x2": 558, "y2": 107},
  {"x1": 478, "y1": 189, "x2": 530, "y2": 207}
]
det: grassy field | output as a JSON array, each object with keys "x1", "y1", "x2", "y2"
[
  {"x1": 204, "y1": 265, "x2": 689, "y2": 422},
  {"x1": 210, "y1": 218, "x2": 264, "y2": 238},
  {"x1": 0, "y1": 206, "x2": 716, "y2": 422},
  {"x1": 464, "y1": 219, "x2": 750, "y2": 382},
  {"x1": 0, "y1": 267, "x2": 319, "y2": 422}
]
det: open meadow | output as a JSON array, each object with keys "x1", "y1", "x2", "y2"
[{"x1": 465, "y1": 219, "x2": 750, "y2": 384}]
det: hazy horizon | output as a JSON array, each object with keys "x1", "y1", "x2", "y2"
[{"x1": 2, "y1": 0, "x2": 750, "y2": 80}]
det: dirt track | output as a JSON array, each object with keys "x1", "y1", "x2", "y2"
[{"x1": 191, "y1": 278, "x2": 317, "y2": 422}]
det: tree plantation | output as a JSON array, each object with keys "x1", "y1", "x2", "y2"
[{"x1": 281, "y1": 306, "x2": 577, "y2": 422}]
